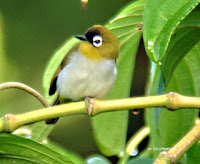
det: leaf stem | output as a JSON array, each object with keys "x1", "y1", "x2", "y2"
[
  {"x1": 118, "y1": 127, "x2": 150, "y2": 164},
  {"x1": 154, "y1": 123, "x2": 200, "y2": 164},
  {"x1": 126, "y1": 127, "x2": 150, "y2": 155}
]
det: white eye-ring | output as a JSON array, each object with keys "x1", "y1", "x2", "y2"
[{"x1": 93, "y1": 35, "x2": 102, "y2": 47}]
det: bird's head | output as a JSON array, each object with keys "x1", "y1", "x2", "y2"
[{"x1": 75, "y1": 25, "x2": 119, "y2": 61}]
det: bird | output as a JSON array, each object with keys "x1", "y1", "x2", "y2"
[{"x1": 45, "y1": 25, "x2": 119, "y2": 124}]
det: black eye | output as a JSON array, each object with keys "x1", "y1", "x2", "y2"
[
  {"x1": 95, "y1": 40, "x2": 100, "y2": 44},
  {"x1": 93, "y1": 35, "x2": 102, "y2": 47}
]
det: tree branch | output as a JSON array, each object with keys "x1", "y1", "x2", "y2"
[
  {"x1": 0, "y1": 102, "x2": 86, "y2": 132},
  {"x1": 0, "y1": 92, "x2": 200, "y2": 133},
  {"x1": 87, "y1": 92, "x2": 200, "y2": 116}
]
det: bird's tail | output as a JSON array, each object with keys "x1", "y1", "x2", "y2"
[
  {"x1": 45, "y1": 117, "x2": 60, "y2": 124},
  {"x1": 45, "y1": 98, "x2": 60, "y2": 124}
]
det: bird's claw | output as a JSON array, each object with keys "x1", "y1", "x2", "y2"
[{"x1": 85, "y1": 97, "x2": 94, "y2": 116}]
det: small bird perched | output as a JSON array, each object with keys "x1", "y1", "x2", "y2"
[{"x1": 46, "y1": 25, "x2": 119, "y2": 124}]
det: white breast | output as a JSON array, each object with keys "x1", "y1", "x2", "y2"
[{"x1": 56, "y1": 51, "x2": 117, "y2": 101}]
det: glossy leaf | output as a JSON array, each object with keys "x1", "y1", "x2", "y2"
[
  {"x1": 161, "y1": 11, "x2": 200, "y2": 83},
  {"x1": 178, "y1": 11, "x2": 200, "y2": 27},
  {"x1": 0, "y1": 133, "x2": 84, "y2": 164},
  {"x1": 43, "y1": 140, "x2": 85, "y2": 164},
  {"x1": 161, "y1": 27, "x2": 200, "y2": 83},
  {"x1": 146, "y1": 42, "x2": 200, "y2": 159},
  {"x1": 143, "y1": 0, "x2": 200, "y2": 62},
  {"x1": 31, "y1": 122, "x2": 54, "y2": 142},
  {"x1": 159, "y1": 42, "x2": 200, "y2": 150},
  {"x1": 91, "y1": 0, "x2": 144, "y2": 156},
  {"x1": 146, "y1": 39, "x2": 200, "y2": 159}
]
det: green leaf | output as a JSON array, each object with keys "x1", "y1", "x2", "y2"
[
  {"x1": 144, "y1": 6, "x2": 200, "y2": 160},
  {"x1": 145, "y1": 42, "x2": 200, "y2": 159},
  {"x1": 144, "y1": 63, "x2": 164, "y2": 158},
  {"x1": 31, "y1": 122, "x2": 54, "y2": 142},
  {"x1": 127, "y1": 157, "x2": 153, "y2": 164},
  {"x1": 161, "y1": 11, "x2": 200, "y2": 83},
  {"x1": 0, "y1": 155, "x2": 40, "y2": 164},
  {"x1": 143, "y1": 0, "x2": 200, "y2": 62},
  {"x1": 161, "y1": 27, "x2": 200, "y2": 83},
  {"x1": 91, "y1": 0, "x2": 144, "y2": 156},
  {"x1": 43, "y1": 140, "x2": 85, "y2": 164},
  {"x1": 158, "y1": 42, "x2": 200, "y2": 151},
  {"x1": 178, "y1": 11, "x2": 200, "y2": 27},
  {"x1": 187, "y1": 143, "x2": 200, "y2": 164},
  {"x1": 0, "y1": 133, "x2": 84, "y2": 164}
]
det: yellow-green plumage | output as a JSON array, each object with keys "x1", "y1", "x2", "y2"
[{"x1": 79, "y1": 25, "x2": 119, "y2": 60}]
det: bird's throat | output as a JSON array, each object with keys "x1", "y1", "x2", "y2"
[{"x1": 79, "y1": 42, "x2": 104, "y2": 61}]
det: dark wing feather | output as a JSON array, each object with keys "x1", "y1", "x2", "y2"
[{"x1": 49, "y1": 76, "x2": 58, "y2": 95}]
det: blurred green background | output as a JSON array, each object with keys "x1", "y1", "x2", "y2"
[{"x1": 0, "y1": 0, "x2": 147, "y2": 157}]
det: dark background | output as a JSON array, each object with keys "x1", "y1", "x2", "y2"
[{"x1": 0, "y1": 0, "x2": 148, "y2": 157}]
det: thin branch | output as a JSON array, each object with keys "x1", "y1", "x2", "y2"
[
  {"x1": 0, "y1": 82, "x2": 50, "y2": 107},
  {"x1": 126, "y1": 127, "x2": 150, "y2": 155},
  {"x1": 154, "y1": 123, "x2": 200, "y2": 164}
]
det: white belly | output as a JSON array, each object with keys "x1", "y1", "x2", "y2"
[{"x1": 56, "y1": 51, "x2": 117, "y2": 101}]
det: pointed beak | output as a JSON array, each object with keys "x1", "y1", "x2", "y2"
[{"x1": 75, "y1": 35, "x2": 87, "y2": 41}]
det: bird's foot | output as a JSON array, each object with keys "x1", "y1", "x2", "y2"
[{"x1": 85, "y1": 97, "x2": 94, "y2": 116}]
